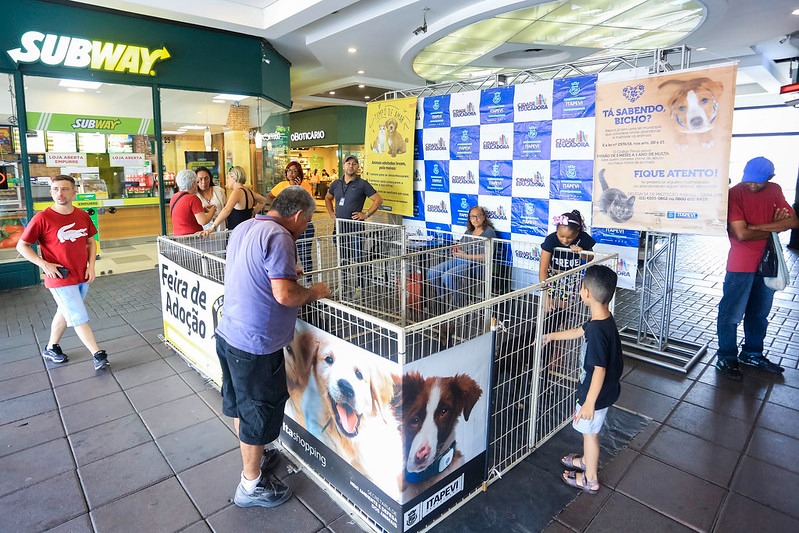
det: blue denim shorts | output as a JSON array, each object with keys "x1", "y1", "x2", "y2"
[
  {"x1": 572, "y1": 403, "x2": 609, "y2": 435},
  {"x1": 49, "y1": 283, "x2": 90, "y2": 327}
]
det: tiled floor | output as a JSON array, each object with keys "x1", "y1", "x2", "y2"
[{"x1": 2, "y1": 233, "x2": 799, "y2": 532}]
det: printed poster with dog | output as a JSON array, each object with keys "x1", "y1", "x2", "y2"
[
  {"x1": 364, "y1": 97, "x2": 417, "y2": 217},
  {"x1": 280, "y1": 321, "x2": 491, "y2": 532},
  {"x1": 593, "y1": 63, "x2": 737, "y2": 234}
]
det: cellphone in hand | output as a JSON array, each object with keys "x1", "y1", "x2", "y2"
[{"x1": 56, "y1": 266, "x2": 70, "y2": 278}]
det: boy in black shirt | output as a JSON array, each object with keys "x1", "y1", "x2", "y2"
[{"x1": 542, "y1": 264, "x2": 624, "y2": 494}]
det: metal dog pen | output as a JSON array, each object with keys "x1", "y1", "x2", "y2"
[{"x1": 157, "y1": 223, "x2": 617, "y2": 532}]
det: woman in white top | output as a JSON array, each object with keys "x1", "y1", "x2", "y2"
[{"x1": 195, "y1": 166, "x2": 226, "y2": 231}]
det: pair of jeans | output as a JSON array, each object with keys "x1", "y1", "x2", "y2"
[
  {"x1": 716, "y1": 271, "x2": 776, "y2": 362},
  {"x1": 296, "y1": 222, "x2": 315, "y2": 274},
  {"x1": 427, "y1": 257, "x2": 481, "y2": 308}
]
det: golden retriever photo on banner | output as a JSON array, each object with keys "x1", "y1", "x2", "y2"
[{"x1": 284, "y1": 322, "x2": 404, "y2": 500}]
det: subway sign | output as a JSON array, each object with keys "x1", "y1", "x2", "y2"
[{"x1": 7, "y1": 31, "x2": 171, "y2": 76}]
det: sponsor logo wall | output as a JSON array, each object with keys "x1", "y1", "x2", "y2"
[{"x1": 406, "y1": 76, "x2": 639, "y2": 289}]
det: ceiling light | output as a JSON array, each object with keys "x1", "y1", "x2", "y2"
[
  {"x1": 695, "y1": 47, "x2": 707, "y2": 51},
  {"x1": 204, "y1": 127, "x2": 212, "y2": 151},
  {"x1": 414, "y1": 0, "x2": 704, "y2": 82},
  {"x1": 59, "y1": 79, "x2": 102, "y2": 89},
  {"x1": 348, "y1": 47, "x2": 357, "y2": 53},
  {"x1": 793, "y1": 8, "x2": 799, "y2": 15},
  {"x1": 213, "y1": 94, "x2": 249, "y2": 101},
  {"x1": 357, "y1": 70, "x2": 365, "y2": 74},
  {"x1": 329, "y1": 91, "x2": 336, "y2": 95},
  {"x1": 364, "y1": 96, "x2": 370, "y2": 99},
  {"x1": 161, "y1": 130, "x2": 185, "y2": 135},
  {"x1": 212, "y1": 99, "x2": 226, "y2": 104},
  {"x1": 358, "y1": 84, "x2": 365, "y2": 88},
  {"x1": 66, "y1": 88, "x2": 85, "y2": 93},
  {"x1": 180, "y1": 125, "x2": 208, "y2": 130}
]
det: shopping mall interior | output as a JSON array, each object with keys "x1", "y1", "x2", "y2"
[{"x1": 1, "y1": 1, "x2": 799, "y2": 532}]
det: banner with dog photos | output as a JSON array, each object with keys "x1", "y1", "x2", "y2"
[
  {"x1": 593, "y1": 63, "x2": 737, "y2": 234},
  {"x1": 280, "y1": 321, "x2": 492, "y2": 532},
  {"x1": 405, "y1": 75, "x2": 639, "y2": 289},
  {"x1": 363, "y1": 97, "x2": 418, "y2": 217}
]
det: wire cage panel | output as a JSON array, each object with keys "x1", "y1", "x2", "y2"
[{"x1": 158, "y1": 228, "x2": 617, "y2": 531}]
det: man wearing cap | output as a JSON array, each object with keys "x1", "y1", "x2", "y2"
[
  {"x1": 325, "y1": 155, "x2": 383, "y2": 294},
  {"x1": 715, "y1": 156, "x2": 798, "y2": 381},
  {"x1": 325, "y1": 155, "x2": 383, "y2": 223}
]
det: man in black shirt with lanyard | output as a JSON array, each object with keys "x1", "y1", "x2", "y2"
[{"x1": 324, "y1": 155, "x2": 383, "y2": 296}]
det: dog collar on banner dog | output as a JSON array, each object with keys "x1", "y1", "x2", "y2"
[
  {"x1": 404, "y1": 441, "x2": 456, "y2": 484},
  {"x1": 676, "y1": 100, "x2": 719, "y2": 130}
]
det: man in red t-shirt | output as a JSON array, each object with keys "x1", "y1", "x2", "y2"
[
  {"x1": 715, "y1": 157, "x2": 799, "y2": 381},
  {"x1": 16, "y1": 175, "x2": 109, "y2": 370},
  {"x1": 170, "y1": 169, "x2": 215, "y2": 236}
]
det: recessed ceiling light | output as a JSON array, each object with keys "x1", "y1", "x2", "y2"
[
  {"x1": 161, "y1": 130, "x2": 185, "y2": 135},
  {"x1": 358, "y1": 84, "x2": 365, "y2": 88},
  {"x1": 364, "y1": 96, "x2": 370, "y2": 99},
  {"x1": 329, "y1": 91, "x2": 336, "y2": 95},
  {"x1": 357, "y1": 70, "x2": 365, "y2": 74},
  {"x1": 212, "y1": 99, "x2": 226, "y2": 104},
  {"x1": 348, "y1": 47, "x2": 357, "y2": 53},
  {"x1": 66, "y1": 87, "x2": 85, "y2": 93},
  {"x1": 695, "y1": 47, "x2": 707, "y2": 51},
  {"x1": 792, "y1": 8, "x2": 799, "y2": 15},
  {"x1": 180, "y1": 125, "x2": 208, "y2": 130},
  {"x1": 213, "y1": 94, "x2": 249, "y2": 101},
  {"x1": 415, "y1": 0, "x2": 704, "y2": 83},
  {"x1": 59, "y1": 79, "x2": 102, "y2": 89}
]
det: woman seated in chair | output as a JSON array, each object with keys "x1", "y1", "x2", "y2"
[{"x1": 427, "y1": 205, "x2": 496, "y2": 310}]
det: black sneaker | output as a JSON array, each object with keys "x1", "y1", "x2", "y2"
[
  {"x1": 42, "y1": 344, "x2": 68, "y2": 364},
  {"x1": 715, "y1": 359, "x2": 743, "y2": 381},
  {"x1": 93, "y1": 350, "x2": 110, "y2": 370},
  {"x1": 738, "y1": 352, "x2": 784, "y2": 374},
  {"x1": 234, "y1": 477, "x2": 292, "y2": 508},
  {"x1": 261, "y1": 448, "x2": 280, "y2": 475}
]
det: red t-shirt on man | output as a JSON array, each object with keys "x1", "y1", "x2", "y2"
[
  {"x1": 20, "y1": 207, "x2": 97, "y2": 289},
  {"x1": 726, "y1": 182, "x2": 794, "y2": 272},
  {"x1": 170, "y1": 192, "x2": 204, "y2": 236}
]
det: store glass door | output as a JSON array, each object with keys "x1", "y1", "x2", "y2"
[{"x1": 23, "y1": 75, "x2": 159, "y2": 274}]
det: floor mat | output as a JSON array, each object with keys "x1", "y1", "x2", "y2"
[{"x1": 440, "y1": 406, "x2": 650, "y2": 532}]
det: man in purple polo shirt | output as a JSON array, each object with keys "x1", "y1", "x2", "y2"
[{"x1": 216, "y1": 185, "x2": 330, "y2": 509}]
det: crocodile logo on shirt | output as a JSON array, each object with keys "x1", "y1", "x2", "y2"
[{"x1": 57, "y1": 223, "x2": 88, "y2": 243}]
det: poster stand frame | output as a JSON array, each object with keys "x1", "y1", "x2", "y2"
[
  {"x1": 379, "y1": 45, "x2": 708, "y2": 373},
  {"x1": 619, "y1": 232, "x2": 707, "y2": 373}
]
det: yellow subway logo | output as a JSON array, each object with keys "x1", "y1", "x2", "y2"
[{"x1": 7, "y1": 31, "x2": 171, "y2": 76}]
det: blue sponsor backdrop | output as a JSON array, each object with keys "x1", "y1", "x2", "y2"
[
  {"x1": 450, "y1": 126, "x2": 480, "y2": 160},
  {"x1": 407, "y1": 74, "x2": 639, "y2": 288},
  {"x1": 513, "y1": 121, "x2": 552, "y2": 160}
]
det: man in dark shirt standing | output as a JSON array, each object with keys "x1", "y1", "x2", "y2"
[{"x1": 324, "y1": 155, "x2": 383, "y2": 294}]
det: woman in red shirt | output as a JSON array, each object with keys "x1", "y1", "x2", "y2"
[{"x1": 170, "y1": 169, "x2": 216, "y2": 236}]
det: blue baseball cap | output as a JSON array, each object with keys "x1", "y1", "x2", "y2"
[{"x1": 741, "y1": 157, "x2": 775, "y2": 183}]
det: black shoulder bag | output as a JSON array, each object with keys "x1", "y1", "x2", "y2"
[{"x1": 756, "y1": 236, "x2": 778, "y2": 277}]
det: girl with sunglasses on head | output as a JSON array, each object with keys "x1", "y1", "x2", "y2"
[{"x1": 427, "y1": 205, "x2": 496, "y2": 312}]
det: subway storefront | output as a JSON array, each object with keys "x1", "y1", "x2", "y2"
[{"x1": 0, "y1": 0, "x2": 290, "y2": 288}]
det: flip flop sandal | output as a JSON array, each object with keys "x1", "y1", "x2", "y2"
[
  {"x1": 561, "y1": 453, "x2": 585, "y2": 472},
  {"x1": 562, "y1": 470, "x2": 599, "y2": 494}
]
